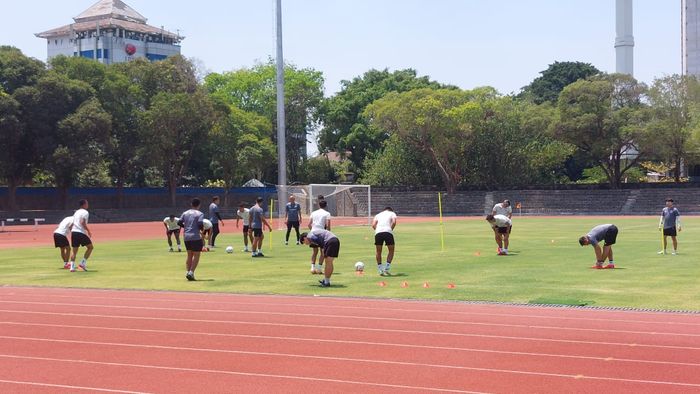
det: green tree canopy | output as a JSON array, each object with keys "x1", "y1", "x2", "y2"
[{"x1": 522, "y1": 61, "x2": 600, "y2": 104}]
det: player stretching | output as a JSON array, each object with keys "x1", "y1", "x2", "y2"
[
  {"x1": 250, "y1": 197, "x2": 272, "y2": 257},
  {"x1": 307, "y1": 200, "x2": 331, "y2": 274},
  {"x1": 486, "y1": 214, "x2": 512, "y2": 255},
  {"x1": 373, "y1": 207, "x2": 397, "y2": 275},
  {"x1": 579, "y1": 224, "x2": 618, "y2": 269},
  {"x1": 179, "y1": 198, "x2": 205, "y2": 281},
  {"x1": 53, "y1": 216, "x2": 73, "y2": 269},
  {"x1": 658, "y1": 198, "x2": 681, "y2": 255},
  {"x1": 69, "y1": 199, "x2": 93, "y2": 272},
  {"x1": 284, "y1": 195, "x2": 302, "y2": 245},
  {"x1": 492, "y1": 199, "x2": 512, "y2": 254},
  {"x1": 236, "y1": 203, "x2": 253, "y2": 252},
  {"x1": 301, "y1": 230, "x2": 341, "y2": 287},
  {"x1": 163, "y1": 214, "x2": 182, "y2": 252}
]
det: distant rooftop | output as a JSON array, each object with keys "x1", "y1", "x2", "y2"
[{"x1": 74, "y1": 0, "x2": 147, "y2": 24}]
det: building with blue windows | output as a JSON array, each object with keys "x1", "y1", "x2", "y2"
[{"x1": 36, "y1": 0, "x2": 183, "y2": 64}]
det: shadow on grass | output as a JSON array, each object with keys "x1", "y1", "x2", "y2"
[
  {"x1": 528, "y1": 297, "x2": 595, "y2": 307},
  {"x1": 308, "y1": 283, "x2": 348, "y2": 289}
]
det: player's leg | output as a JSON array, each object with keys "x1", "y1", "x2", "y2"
[
  {"x1": 503, "y1": 232, "x2": 510, "y2": 252},
  {"x1": 671, "y1": 235, "x2": 678, "y2": 253},
  {"x1": 285, "y1": 221, "x2": 292, "y2": 244},
  {"x1": 185, "y1": 250, "x2": 194, "y2": 280},
  {"x1": 61, "y1": 246, "x2": 71, "y2": 267},
  {"x1": 247, "y1": 229, "x2": 254, "y2": 250},
  {"x1": 69, "y1": 246, "x2": 79, "y2": 271},
  {"x1": 211, "y1": 223, "x2": 220, "y2": 247},
  {"x1": 167, "y1": 231, "x2": 173, "y2": 250},
  {"x1": 293, "y1": 222, "x2": 300, "y2": 244},
  {"x1": 174, "y1": 230, "x2": 182, "y2": 251},
  {"x1": 191, "y1": 251, "x2": 201, "y2": 276},
  {"x1": 319, "y1": 239, "x2": 339, "y2": 286},
  {"x1": 663, "y1": 234, "x2": 668, "y2": 251},
  {"x1": 310, "y1": 246, "x2": 319, "y2": 273},
  {"x1": 375, "y1": 244, "x2": 383, "y2": 273},
  {"x1": 321, "y1": 256, "x2": 334, "y2": 285}
]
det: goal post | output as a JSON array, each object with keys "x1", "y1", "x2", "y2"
[{"x1": 276, "y1": 184, "x2": 372, "y2": 227}]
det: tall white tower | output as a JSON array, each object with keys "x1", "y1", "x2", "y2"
[
  {"x1": 683, "y1": 0, "x2": 700, "y2": 76},
  {"x1": 615, "y1": 0, "x2": 634, "y2": 76}
]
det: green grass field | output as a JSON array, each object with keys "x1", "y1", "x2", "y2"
[{"x1": 2, "y1": 217, "x2": 699, "y2": 311}]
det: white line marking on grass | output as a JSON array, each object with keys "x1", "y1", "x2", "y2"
[
  {"x1": 1, "y1": 310, "x2": 699, "y2": 352},
  {"x1": 1, "y1": 300, "x2": 697, "y2": 338},
  {"x1": 0, "y1": 379, "x2": 150, "y2": 393},
  {"x1": 3, "y1": 321, "x2": 700, "y2": 368},
  {"x1": 0, "y1": 354, "x2": 483, "y2": 393},
  {"x1": 0, "y1": 346, "x2": 698, "y2": 389},
  {"x1": 9, "y1": 292, "x2": 700, "y2": 327}
]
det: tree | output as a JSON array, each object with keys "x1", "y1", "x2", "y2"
[
  {"x1": 319, "y1": 69, "x2": 452, "y2": 172},
  {"x1": 47, "y1": 98, "x2": 112, "y2": 205},
  {"x1": 205, "y1": 60, "x2": 324, "y2": 182},
  {"x1": 361, "y1": 134, "x2": 440, "y2": 186},
  {"x1": 521, "y1": 61, "x2": 600, "y2": 104},
  {"x1": 139, "y1": 91, "x2": 215, "y2": 206},
  {"x1": 0, "y1": 46, "x2": 45, "y2": 94},
  {"x1": 365, "y1": 88, "x2": 477, "y2": 193},
  {"x1": 646, "y1": 74, "x2": 700, "y2": 181},
  {"x1": 557, "y1": 74, "x2": 651, "y2": 188}
]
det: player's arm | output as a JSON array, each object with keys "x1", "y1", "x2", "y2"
[
  {"x1": 307, "y1": 217, "x2": 313, "y2": 230},
  {"x1": 326, "y1": 219, "x2": 331, "y2": 231},
  {"x1": 261, "y1": 216, "x2": 272, "y2": 232},
  {"x1": 371, "y1": 218, "x2": 378, "y2": 230},
  {"x1": 659, "y1": 214, "x2": 664, "y2": 230},
  {"x1": 164, "y1": 221, "x2": 169, "y2": 231},
  {"x1": 216, "y1": 211, "x2": 224, "y2": 226},
  {"x1": 284, "y1": 206, "x2": 289, "y2": 224},
  {"x1": 82, "y1": 218, "x2": 92, "y2": 238},
  {"x1": 391, "y1": 217, "x2": 397, "y2": 230},
  {"x1": 677, "y1": 215, "x2": 682, "y2": 231}
]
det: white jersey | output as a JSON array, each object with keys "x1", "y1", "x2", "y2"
[
  {"x1": 310, "y1": 209, "x2": 331, "y2": 231},
  {"x1": 492, "y1": 214, "x2": 512, "y2": 228},
  {"x1": 54, "y1": 216, "x2": 73, "y2": 237},
  {"x1": 72, "y1": 208, "x2": 89, "y2": 234},
  {"x1": 163, "y1": 217, "x2": 180, "y2": 231},
  {"x1": 374, "y1": 210, "x2": 397, "y2": 234},
  {"x1": 203, "y1": 219, "x2": 213, "y2": 230},
  {"x1": 237, "y1": 208, "x2": 250, "y2": 226},
  {"x1": 493, "y1": 203, "x2": 512, "y2": 217}
]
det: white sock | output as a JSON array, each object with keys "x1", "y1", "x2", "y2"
[
  {"x1": 315, "y1": 264, "x2": 322, "y2": 272},
  {"x1": 310, "y1": 263, "x2": 315, "y2": 270},
  {"x1": 385, "y1": 262, "x2": 391, "y2": 269},
  {"x1": 378, "y1": 263, "x2": 385, "y2": 271}
]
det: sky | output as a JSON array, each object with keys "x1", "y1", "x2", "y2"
[{"x1": 1, "y1": 0, "x2": 682, "y2": 96}]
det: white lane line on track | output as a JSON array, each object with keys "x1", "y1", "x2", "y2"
[
  {"x1": 8, "y1": 292, "x2": 700, "y2": 327},
  {"x1": 0, "y1": 379, "x2": 150, "y2": 393},
  {"x1": 2, "y1": 321, "x2": 699, "y2": 368},
  {"x1": 0, "y1": 354, "x2": 483, "y2": 393},
  {"x1": 1, "y1": 309, "x2": 699, "y2": 351},
  {"x1": 0, "y1": 300, "x2": 696, "y2": 338},
  {"x1": 1, "y1": 347, "x2": 698, "y2": 389}
]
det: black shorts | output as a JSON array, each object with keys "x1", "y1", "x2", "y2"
[
  {"x1": 167, "y1": 228, "x2": 181, "y2": 236},
  {"x1": 663, "y1": 227, "x2": 677, "y2": 236},
  {"x1": 603, "y1": 225, "x2": 618, "y2": 246},
  {"x1": 323, "y1": 238, "x2": 340, "y2": 258},
  {"x1": 54, "y1": 233, "x2": 69, "y2": 248},
  {"x1": 374, "y1": 232, "x2": 395, "y2": 246},
  {"x1": 71, "y1": 232, "x2": 92, "y2": 247},
  {"x1": 243, "y1": 225, "x2": 250, "y2": 234},
  {"x1": 252, "y1": 228, "x2": 263, "y2": 237},
  {"x1": 496, "y1": 226, "x2": 509, "y2": 234},
  {"x1": 185, "y1": 239, "x2": 204, "y2": 252},
  {"x1": 287, "y1": 221, "x2": 300, "y2": 229}
]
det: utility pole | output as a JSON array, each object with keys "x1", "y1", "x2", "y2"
[
  {"x1": 615, "y1": 0, "x2": 634, "y2": 76},
  {"x1": 276, "y1": 0, "x2": 287, "y2": 186}
]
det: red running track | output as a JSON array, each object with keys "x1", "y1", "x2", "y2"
[{"x1": 0, "y1": 287, "x2": 698, "y2": 393}]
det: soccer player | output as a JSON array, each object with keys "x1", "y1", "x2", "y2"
[
  {"x1": 658, "y1": 198, "x2": 681, "y2": 255},
  {"x1": 307, "y1": 200, "x2": 332, "y2": 274},
  {"x1": 208, "y1": 196, "x2": 224, "y2": 249},
  {"x1": 178, "y1": 198, "x2": 205, "y2": 281},
  {"x1": 284, "y1": 195, "x2": 302, "y2": 245},
  {"x1": 486, "y1": 214, "x2": 512, "y2": 255},
  {"x1": 68, "y1": 199, "x2": 93, "y2": 272},
  {"x1": 163, "y1": 214, "x2": 182, "y2": 252},
  {"x1": 301, "y1": 230, "x2": 340, "y2": 287},
  {"x1": 202, "y1": 219, "x2": 213, "y2": 250},
  {"x1": 236, "y1": 203, "x2": 253, "y2": 252},
  {"x1": 578, "y1": 224, "x2": 618, "y2": 269},
  {"x1": 250, "y1": 197, "x2": 272, "y2": 257},
  {"x1": 53, "y1": 216, "x2": 73, "y2": 269},
  {"x1": 373, "y1": 207, "x2": 397, "y2": 275},
  {"x1": 492, "y1": 199, "x2": 513, "y2": 248}
]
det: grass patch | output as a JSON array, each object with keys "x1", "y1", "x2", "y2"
[{"x1": 2, "y1": 217, "x2": 700, "y2": 311}]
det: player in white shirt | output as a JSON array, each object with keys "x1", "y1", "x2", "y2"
[
  {"x1": 163, "y1": 215, "x2": 182, "y2": 252},
  {"x1": 492, "y1": 199, "x2": 513, "y2": 253},
  {"x1": 69, "y1": 199, "x2": 93, "y2": 272},
  {"x1": 307, "y1": 200, "x2": 332, "y2": 274},
  {"x1": 53, "y1": 216, "x2": 73, "y2": 269},
  {"x1": 372, "y1": 207, "x2": 397, "y2": 275},
  {"x1": 201, "y1": 219, "x2": 213, "y2": 251},
  {"x1": 486, "y1": 214, "x2": 512, "y2": 255},
  {"x1": 236, "y1": 203, "x2": 253, "y2": 252}
]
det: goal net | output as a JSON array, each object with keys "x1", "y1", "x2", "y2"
[{"x1": 276, "y1": 184, "x2": 372, "y2": 226}]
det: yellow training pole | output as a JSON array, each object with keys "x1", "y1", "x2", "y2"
[
  {"x1": 270, "y1": 198, "x2": 274, "y2": 250},
  {"x1": 438, "y1": 193, "x2": 445, "y2": 252}
]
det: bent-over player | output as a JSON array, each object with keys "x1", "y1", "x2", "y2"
[{"x1": 579, "y1": 224, "x2": 618, "y2": 269}]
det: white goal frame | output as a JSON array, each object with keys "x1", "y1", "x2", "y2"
[{"x1": 276, "y1": 184, "x2": 372, "y2": 226}]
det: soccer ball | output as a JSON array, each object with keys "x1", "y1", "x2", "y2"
[
  {"x1": 225, "y1": 246, "x2": 234, "y2": 254},
  {"x1": 354, "y1": 261, "x2": 365, "y2": 272}
]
